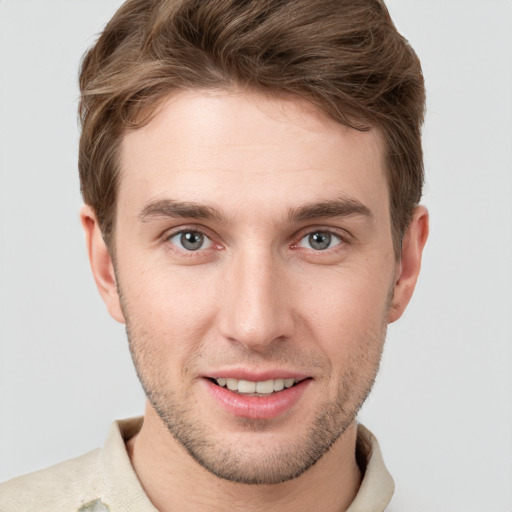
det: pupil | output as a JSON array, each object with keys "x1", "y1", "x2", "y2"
[
  {"x1": 309, "y1": 232, "x2": 331, "y2": 250},
  {"x1": 181, "y1": 231, "x2": 203, "y2": 250}
]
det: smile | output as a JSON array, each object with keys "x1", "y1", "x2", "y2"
[
  {"x1": 205, "y1": 375, "x2": 312, "y2": 419},
  {"x1": 212, "y1": 377, "x2": 305, "y2": 396}
]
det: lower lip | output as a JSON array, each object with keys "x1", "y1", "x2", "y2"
[{"x1": 204, "y1": 379, "x2": 311, "y2": 420}]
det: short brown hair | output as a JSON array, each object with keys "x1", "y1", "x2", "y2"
[{"x1": 79, "y1": 0, "x2": 425, "y2": 254}]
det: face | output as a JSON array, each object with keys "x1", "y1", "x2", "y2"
[{"x1": 89, "y1": 90, "x2": 410, "y2": 484}]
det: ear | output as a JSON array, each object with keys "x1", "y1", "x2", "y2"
[
  {"x1": 388, "y1": 206, "x2": 429, "y2": 323},
  {"x1": 80, "y1": 204, "x2": 125, "y2": 324}
]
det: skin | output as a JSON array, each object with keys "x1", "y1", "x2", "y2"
[{"x1": 82, "y1": 89, "x2": 428, "y2": 512}]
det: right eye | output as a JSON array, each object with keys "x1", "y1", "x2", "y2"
[
  {"x1": 168, "y1": 230, "x2": 213, "y2": 251},
  {"x1": 297, "y1": 230, "x2": 343, "y2": 251}
]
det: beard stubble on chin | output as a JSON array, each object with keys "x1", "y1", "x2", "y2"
[
  {"x1": 122, "y1": 312, "x2": 388, "y2": 485},
  {"x1": 114, "y1": 262, "x2": 395, "y2": 485}
]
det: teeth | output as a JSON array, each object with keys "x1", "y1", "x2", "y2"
[
  {"x1": 273, "y1": 378, "x2": 285, "y2": 391},
  {"x1": 255, "y1": 380, "x2": 274, "y2": 394},
  {"x1": 226, "y1": 378, "x2": 238, "y2": 391},
  {"x1": 214, "y1": 377, "x2": 301, "y2": 394},
  {"x1": 238, "y1": 380, "x2": 256, "y2": 393}
]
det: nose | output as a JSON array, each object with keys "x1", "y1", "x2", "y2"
[{"x1": 218, "y1": 247, "x2": 295, "y2": 352}]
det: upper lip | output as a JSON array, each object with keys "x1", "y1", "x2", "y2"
[{"x1": 204, "y1": 369, "x2": 311, "y2": 381}]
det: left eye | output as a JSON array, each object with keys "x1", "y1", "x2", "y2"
[
  {"x1": 298, "y1": 231, "x2": 342, "y2": 251},
  {"x1": 168, "y1": 230, "x2": 212, "y2": 251}
]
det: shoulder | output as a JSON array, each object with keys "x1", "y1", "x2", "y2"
[
  {"x1": 0, "y1": 418, "x2": 146, "y2": 512},
  {"x1": 0, "y1": 448, "x2": 103, "y2": 512}
]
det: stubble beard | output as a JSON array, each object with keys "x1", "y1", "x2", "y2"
[
  {"x1": 116, "y1": 260, "x2": 393, "y2": 485},
  {"x1": 124, "y1": 318, "x2": 387, "y2": 485}
]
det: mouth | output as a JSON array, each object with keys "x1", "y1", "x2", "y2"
[
  {"x1": 208, "y1": 377, "x2": 308, "y2": 396},
  {"x1": 205, "y1": 374, "x2": 312, "y2": 419}
]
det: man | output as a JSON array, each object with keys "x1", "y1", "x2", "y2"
[{"x1": 0, "y1": 0, "x2": 428, "y2": 510}]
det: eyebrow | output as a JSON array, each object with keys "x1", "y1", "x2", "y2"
[
  {"x1": 139, "y1": 199, "x2": 224, "y2": 222},
  {"x1": 138, "y1": 196, "x2": 372, "y2": 224},
  {"x1": 288, "y1": 197, "x2": 373, "y2": 222}
]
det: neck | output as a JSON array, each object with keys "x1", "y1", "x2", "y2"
[{"x1": 127, "y1": 403, "x2": 362, "y2": 512}]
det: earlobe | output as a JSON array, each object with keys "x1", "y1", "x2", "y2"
[
  {"x1": 80, "y1": 205, "x2": 125, "y2": 324},
  {"x1": 388, "y1": 206, "x2": 429, "y2": 323}
]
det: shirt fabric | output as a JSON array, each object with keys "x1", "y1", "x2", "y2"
[{"x1": 0, "y1": 417, "x2": 394, "y2": 511}]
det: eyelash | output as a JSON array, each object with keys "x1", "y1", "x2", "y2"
[
  {"x1": 295, "y1": 231, "x2": 343, "y2": 251},
  {"x1": 291, "y1": 227, "x2": 350, "y2": 253},
  {"x1": 163, "y1": 227, "x2": 218, "y2": 254}
]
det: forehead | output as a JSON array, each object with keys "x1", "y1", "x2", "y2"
[{"x1": 118, "y1": 89, "x2": 388, "y2": 220}]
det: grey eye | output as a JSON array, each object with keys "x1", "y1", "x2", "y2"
[
  {"x1": 169, "y1": 231, "x2": 212, "y2": 251},
  {"x1": 299, "y1": 231, "x2": 341, "y2": 251}
]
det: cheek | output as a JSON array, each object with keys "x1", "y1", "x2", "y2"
[
  {"x1": 300, "y1": 274, "x2": 390, "y2": 399},
  {"x1": 119, "y1": 266, "x2": 220, "y2": 364},
  {"x1": 298, "y1": 265, "x2": 393, "y2": 350}
]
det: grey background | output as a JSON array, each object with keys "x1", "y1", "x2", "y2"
[{"x1": 1, "y1": 1, "x2": 511, "y2": 510}]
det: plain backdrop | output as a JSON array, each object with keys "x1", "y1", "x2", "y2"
[{"x1": 1, "y1": 1, "x2": 511, "y2": 510}]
